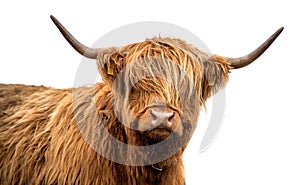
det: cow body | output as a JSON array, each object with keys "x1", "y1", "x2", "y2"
[{"x1": 0, "y1": 83, "x2": 186, "y2": 184}]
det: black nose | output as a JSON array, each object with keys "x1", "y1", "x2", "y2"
[{"x1": 150, "y1": 108, "x2": 175, "y2": 129}]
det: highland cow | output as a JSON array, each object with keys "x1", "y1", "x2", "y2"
[{"x1": 0, "y1": 15, "x2": 283, "y2": 185}]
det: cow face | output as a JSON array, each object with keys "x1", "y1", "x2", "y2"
[{"x1": 96, "y1": 38, "x2": 231, "y2": 146}]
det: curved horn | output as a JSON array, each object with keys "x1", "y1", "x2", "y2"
[
  {"x1": 226, "y1": 27, "x2": 284, "y2": 69},
  {"x1": 50, "y1": 15, "x2": 99, "y2": 59}
]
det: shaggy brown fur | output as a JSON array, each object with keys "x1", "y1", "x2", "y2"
[{"x1": 0, "y1": 37, "x2": 231, "y2": 184}]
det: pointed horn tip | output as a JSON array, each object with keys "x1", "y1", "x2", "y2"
[
  {"x1": 268, "y1": 27, "x2": 284, "y2": 44},
  {"x1": 50, "y1": 15, "x2": 62, "y2": 29},
  {"x1": 50, "y1": 15, "x2": 56, "y2": 21},
  {"x1": 275, "y1": 27, "x2": 284, "y2": 37},
  {"x1": 279, "y1": 27, "x2": 284, "y2": 32}
]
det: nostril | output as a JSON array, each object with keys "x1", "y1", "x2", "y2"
[
  {"x1": 150, "y1": 110, "x2": 157, "y2": 121},
  {"x1": 168, "y1": 112, "x2": 175, "y2": 122}
]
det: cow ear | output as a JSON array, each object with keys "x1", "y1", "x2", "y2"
[
  {"x1": 202, "y1": 55, "x2": 231, "y2": 100},
  {"x1": 96, "y1": 48, "x2": 125, "y2": 86}
]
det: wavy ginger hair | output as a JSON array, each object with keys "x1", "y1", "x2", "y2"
[
  {"x1": 0, "y1": 36, "x2": 230, "y2": 185},
  {"x1": 0, "y1": 16, "x2": 282, "y2": 184}
]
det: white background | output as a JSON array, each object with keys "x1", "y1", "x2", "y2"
[{"x1": 0, "y1": 1, "x2": 299, "y2": 184}]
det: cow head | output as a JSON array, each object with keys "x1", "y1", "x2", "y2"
[{"x1": 50, "y1": 15, "x2": 283, "y2": 163}]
